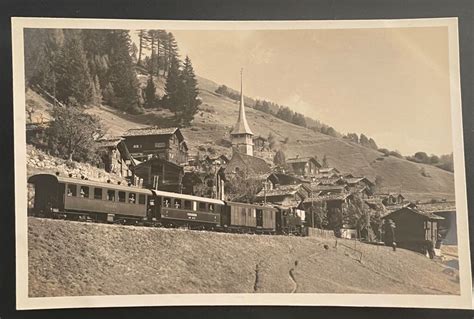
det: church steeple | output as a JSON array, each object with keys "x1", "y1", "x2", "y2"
[{"x1": 231, "y1": 69, "x2": 254, "y2": 156}]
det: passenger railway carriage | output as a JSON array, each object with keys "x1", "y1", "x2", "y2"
[
  {"x1": 28, "y1": 173, "x2": 307, "y2": 235},
  {"x1": 28, "y1": 173, "x2": 151, "y2": 224},
  {"x1": 221, "y1": 201, "x2": 278, "y2": 234}
]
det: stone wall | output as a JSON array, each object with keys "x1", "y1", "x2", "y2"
[{"x1": 27, "y1": 145, "x2": 128, "y2": 184}]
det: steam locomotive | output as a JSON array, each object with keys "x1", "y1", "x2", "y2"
[{"x1": 28, "y1": 173, "x2": 307, "y2": 236}]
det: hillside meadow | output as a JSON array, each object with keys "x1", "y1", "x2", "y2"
[{"x1": 28, "y1": 218, "x2": 460, "y2": 296}]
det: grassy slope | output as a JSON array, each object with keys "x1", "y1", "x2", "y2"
[
  {"x1": 28, "y1": 218, "x2": 459, "y2": 296},
  {"x1": 26, "y1": 73, "x2": 456, "y2": 201}
]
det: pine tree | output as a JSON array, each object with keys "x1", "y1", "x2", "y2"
[
  {"x1": 55, "y1": 31, "x2": 93, "y2": 105},
  {"x1": 106, "y1": 30, "x2": 141, "y2": 112},
  {"x1": 144, "y1": 75, "x2": 157, "y2": 108},
  {"x1": 180, "y1": 55, "x2": 201, "y2": 125},
  {"x1": 91, "y1": 75, "x2": 102, "y2": 106},
  {"x1": 136, "y1": 30, "x2": 149, "y2": 66},
  {"x1": 162, "y1": 56, "x2": 182, "y2": 113}
]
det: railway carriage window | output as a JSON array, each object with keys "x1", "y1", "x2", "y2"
[
  {"x1": 80, "y1": 186, "x2": 89, "y2": 198},
  {"x1": 209, "y1": 204, "x2": 214, "y2": 211},
  {"x1": 118, "y1": 191, "x2": 126, "y2": 203},
  {"x1": 184, "y1": 200, "x2": 192, "y2": 209},
  {"x1": 128, "y1": 193, "x2": 136, "y2": 204},
  {"x1": 94, "y1": 188, "x2": 102, "y2": 200},
  {"x1": 198, "y1": 202, "x2": 207, "y2": 211},
  {"x1": 174, "y1": 199, "x2": 182, "y2": 209},
  {"x1": 107, "y1": 190, "x2": 115, "y2": 201},
  {"x1": 138, "y1": 194, "x2": 146, "y2": 205},
  {"x1": 67, "y1": 184, "x2": 77, "y2": 197},
  {"x1": 163, "y1": 198, "x2": 171, "y2": 207}
]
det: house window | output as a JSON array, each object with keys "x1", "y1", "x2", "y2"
[{"x1": 154, "y1": 142, "x2": 166, "y2": 148}]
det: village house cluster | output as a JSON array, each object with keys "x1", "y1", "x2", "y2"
[{"x1": 85, "y1": 73, "x2": 456, "y2": 252}]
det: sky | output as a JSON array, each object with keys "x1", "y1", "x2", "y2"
[{"x1": 132, "y1": 27, "x2": 453, "y2": 156}]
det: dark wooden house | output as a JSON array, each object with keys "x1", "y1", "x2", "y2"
[
  {"x1": 122, "y1": 127, "x2": 188, "y2": 165},
  {"x1": 382, "y1": 204, "x2": 444, "y2": 251},
  {"x1": 253, "y1": 136, "x2": 268, "y2": 151},
  {"x1": 286, "y1": 156, "x2": 321, "y2": 177},
  {"x1": 255, "y1": 183, "x2": 311, "y2": 208},
  {"x1": 131, "y1": 156, "x2": 184, "y2": 193},
  {"x1": 377, "y1": 193, "x2": 405, "y2": 206}
]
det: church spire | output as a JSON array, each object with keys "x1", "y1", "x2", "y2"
[{"x1": 231, "y1": 68, "x2": 253, "y2": 136}]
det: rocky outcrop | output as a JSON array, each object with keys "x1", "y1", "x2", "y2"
[{"x1": 27, "y1": 145, "x2": 127, "y2": 184}]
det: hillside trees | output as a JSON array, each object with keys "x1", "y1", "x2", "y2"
[
  {"x1": 106, "y1": 30, "x2": 141, "y2": 113},
  {"x1": 144, "y1": 75, "x2": 157, "y2": 108},
  {"x1": 24, "y1": 29, "x2": 141, "y2": 112},
  {"x1": 55, "y1": 31, "x2": 93, "y2": 105},
  {"x1": 44, "y1": 98, "x2": 104, "y2": 163},
  {"x1": 180, "y1": 55, "x2": 201, "y2": 125}
]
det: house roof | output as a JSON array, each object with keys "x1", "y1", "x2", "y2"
[
  {"x1": 383, "y1": 205, "x2": 444, "y2": 221},
  {"x1": 253, "y1": 136, "x2": 267, "y2": 141},
  {"x1": 256, "y1": 185, "x2": 301, "y2": 198},
  {"x1": 415, "y1": 201, "x2": 456, "y2": 213},
  {"x1": 309, "y1": 184, "x2": 347, "y2": 192},
  {"x1": 226, "y1": 152, "x2": 271, "y2": 177},
  {"x1": 319, "y1": 167, "x2": 340, "y2": 174},
  {"x1": 286, "y1": 156, "x2": 321, "y2": 166},
  {"x1": 267, "y1": 173, "x2": 305, "y2": 185},
  {"x1": 345, "y1": 177, "x2": 373, "y2": 185},
  {"x1": 303, "y1": 193, "x2": 351, "y2": 203},
  {"x1": 313, "y1": 177, "x2": 344, "y2": 186},
  {"x1": 96, "y1": 137, "x2": 124, "y2": 148},
  {"x1": 123, "y1": 127, "x2": 183, "y2": 141}
]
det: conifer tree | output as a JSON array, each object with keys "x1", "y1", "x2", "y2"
[
  {"x1": 55, "y1": 31, "x2": 92, "y2": 105},
  {"x1": 144, "y1": 75, "x2": 157, "y2": 108},
  {"x1": 180, "y1": 55, "x2": 201, "y2": 125},
  {"x1": 106, "y1": 30, "x2": 141, "y2": 112},
  {"x1": 162, "y1": 56, "x2": 182, "y2": 113}
]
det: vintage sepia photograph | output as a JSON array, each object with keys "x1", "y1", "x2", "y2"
[{"x1": 12, "y1": 18, "x2": 472, "y2": 309}]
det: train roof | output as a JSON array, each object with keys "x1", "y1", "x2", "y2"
[
  {"x1": 151, "y1": 189, "x2": 225, "y2": 205},
  {"x1": 224, "y1": 200, "x2": 278, "y2": 211},
  {"x1": 28, "y1": 173, "x2": 152, "y2": 195}
]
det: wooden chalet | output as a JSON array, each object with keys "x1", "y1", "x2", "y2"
[
  {"x1": 376, "y1": 193, "x2": 405, "y2": 206},
  {"x1": 266, "y1": 173, "x2": 306, "y2": 189},
  {"x1": 417, "y1": 201, "x2": 457, "y2": 245},
  {"x1": 131, "y1": 156, "x2": 184, "y2": 193},
  {"x1": 382, "y1": 204, "x2": 444, "y2": 249},
  {"x1": 253, "y1": 136, "x2": 268, "y2": 151},
  {"x1": 255, "y1": 183, "x2": 311, "y2": 208},
  {"x1": 122, "y1": 127, "x2": 188, "y2": 165},
  {"x1": 286, "y1": 156, "x2": 321, "y2": 177}
]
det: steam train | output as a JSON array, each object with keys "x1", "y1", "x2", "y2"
[{"x1": 28, "y1": 173, "x2": 307, "y2": 236}]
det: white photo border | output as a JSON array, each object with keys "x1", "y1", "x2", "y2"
[{"x1": 11, "y1": 17, "x2": 473, "y2": 310}]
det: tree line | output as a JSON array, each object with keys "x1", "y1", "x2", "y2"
[
  {"x1": 215, "y1": 85, "x2": 341, "y2": 138},
  {"x1": 24, "y1": 28, "x2": 201, "y2": 125}
]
